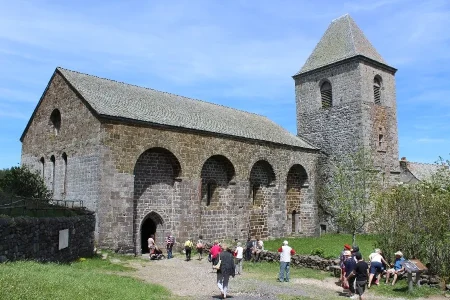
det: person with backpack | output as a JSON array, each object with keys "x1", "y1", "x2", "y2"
[{"x1": 196, "y1": 235, "x2": 205, "y2": 260}]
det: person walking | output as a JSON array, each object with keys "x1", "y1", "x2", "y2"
[
  {"x1": 343, "y1": 250, "x2": 356, "y2": 298},
  {"x1": 245, "y1": 237, "x2": 253, "y2": 261},
  {"x1": 196, "y1": 235, "x2": 205, "y2": 260},
  {"x1": 340, "y1": 244, "x2": 352, "y2": 282},
  {"x1": 234, "y1": 242, "x2": 244, "y2": 275},
  {"x1": 165, "y1": 234, "x2": 175, "y2": 259},
  {"x1": 210, "y1": 240, "x2": 222, "y2": 268},
  {"x1": 216, "y1": 243, "x2": 235, "y2": 299},
  {"x1": 346, "y1": 253, "x2": 369, "y2": 300},
  {"x1": 184, "y1": 238, "x2": 194, "y2": 261},
  {"x1": 277, "y1": 240, "x2": 296, "y2": 282}
]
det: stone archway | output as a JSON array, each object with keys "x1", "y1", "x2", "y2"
[
  {"x1": 133, "y1": 147, "x2": 181, "y2": 254},
  {"x1": 140, "y1": 211, "x2": 164, "y2": 254}
]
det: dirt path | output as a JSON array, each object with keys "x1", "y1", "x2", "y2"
[{"x1": 121, "y1": 256, "x2": 446, "y2": 300}]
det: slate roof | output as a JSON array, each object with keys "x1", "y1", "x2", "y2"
[
  {"x1": 56, "y1": 68, "x2": 316, "y2": 149},
  {"x1": 406, "y1": 162, "x2": 445, "y2": 182},
  {"x1": 296, "y1": 14, "x2": 389, "y2": 75}
]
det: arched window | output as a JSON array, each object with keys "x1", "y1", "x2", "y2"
[
  {"x1": 206, "y1": 181, "x2": 217, "y2": 206},
  {"x1": 291, "y1": 210, "x2": 297, "y2": 233},
  {"x1": 50, "y1": 109, "x2": 61, "y2": 135},
  {"x1": 320, "y1": 81, "x2": 332, "y2": 108},
  {"x1": 50, "y1": 155, "x2": 56, "y2": 194},
  {"x1": 374, "y1": 76, "x2": 382, "y2": 105},
  {"x1": 40, "y1": 157, "x2": 45, "y2": 178},
  {"x1": 62, "y1": 152, "x2": 67, "y2": 194}
]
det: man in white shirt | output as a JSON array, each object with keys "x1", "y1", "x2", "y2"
[
  {"x1": 234, "y1": 242, "x2": 244, "y2": 275},
  {"x1": 278, "y1": 240, "x2": 296, "y2": 282}
]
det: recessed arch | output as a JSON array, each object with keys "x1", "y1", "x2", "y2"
[
  {"x1": 286, "y1": 164, "x2": 309, "y2": 234},
  {"x1": 200, "y1": 155, "x2": 236, "y2": 206},
  {"x1": 49, "y1": 109, "x2": 61, "y2": 135},
  {"x1": 50, "y1": 155, "x2": 56, "y2": 195}
]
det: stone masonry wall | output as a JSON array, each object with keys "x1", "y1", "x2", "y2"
[
  {"x1": 21, "y1": 71, "x2": 102, "y2": 219},
  {"x1": 295, "y1": 59, "x2": 400, "y2": 227},
  {"x1": 0, "y1": 213, "x2": 95, "y2": 262},
  {"x1": 98, "y1": 121, "x2": 319, "y2": 252}
]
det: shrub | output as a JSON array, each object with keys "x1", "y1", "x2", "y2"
[
  {"x1": 0, "y1": 166, "x2": 51, "y2": 200},
  {"x1": 310, "y1": 248, "x2": 325, "y2": 257}
]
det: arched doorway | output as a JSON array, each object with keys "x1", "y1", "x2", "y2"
[
  {"x1": 286, "y1": 164, "x2": 308, "y2": 234},
  {"x1": 140, "y1": 211, "x2": 164, "y2": 254}
]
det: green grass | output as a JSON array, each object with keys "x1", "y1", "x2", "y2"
[
  {"x1": 264, "y1": 234, "x2": 378, "y2": 259},
  {"x1": 0, "y1": 257, "x2": 172, "y2": 300},
  {"x1": 244, "y1": 261, "x2": 330, "y2": 281},
  {"x1": 368, "y1": 280, "x2": 444, "y2": 299}
]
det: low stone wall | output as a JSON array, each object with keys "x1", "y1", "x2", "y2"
[
  {"x1": 0, "y1": 212, "x2": 95, "y2": 263},
  {"x1": 259, "y1": 250, "x2": 339, "y2": 270}
]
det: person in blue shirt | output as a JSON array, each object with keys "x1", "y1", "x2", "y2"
[{"x1": 385, "y1": 251, "x2": 405, "y2": 285}]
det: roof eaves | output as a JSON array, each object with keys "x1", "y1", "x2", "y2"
[
  {"x1": 98, "y1": 114, "x2": 319, "y2": 151},
  {"x1": 292, "y1": 55, "x2": 397, "y2": 78}
]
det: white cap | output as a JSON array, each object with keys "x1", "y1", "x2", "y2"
[{"x1": 283, "y1": 240, "x2": 288, "y2": 245}]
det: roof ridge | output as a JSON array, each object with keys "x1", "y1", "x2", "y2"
[
  {"x1": 407, "y1": 161, "x2": 441, "y2": 166},
  {"x1": 331, "y1": 13, "x2": 349, "y2": 23},
  {"x1": 56, "y1": 67, "x2": 267, "y2": 119},
  {"x1": 346, "y1": 15, "x2": 357, "y2": 55}
]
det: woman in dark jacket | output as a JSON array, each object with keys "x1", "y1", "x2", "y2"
[{"x1": 216, "y1": 244, "x2": 235, "y2": 299}]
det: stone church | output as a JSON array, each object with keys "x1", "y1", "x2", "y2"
[{"x1": 20, "y1": 14, "x2": 399, "y2": 254}]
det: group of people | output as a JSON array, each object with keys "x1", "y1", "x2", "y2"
[{"x1": 339, "y1": 244, "x2": 406, "y2": 300}]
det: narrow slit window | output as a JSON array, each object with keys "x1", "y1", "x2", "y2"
[
  {"x1": 40, "y1": 157, "x2": 45, "y2": 178},
  {"x1": 320, "y1": 81, "x2": 332, "y2": 108},
  {"x1": 378, "y1": 134, "x2": 384, "y2": 147},
  {"x1": 252, "y1": 185, "x2": 259, "y2": 206},
  {"x1": 374, "y1": 77, "x2": 382, "y2": 105},
  {"x1": 62, "y1": 152, "x2": 67, "y2": 194},
  {"x1": 50, "y1": 155, "x2": 56, "y2": 194}
]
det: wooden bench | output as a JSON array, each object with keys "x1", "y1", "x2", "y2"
[{"x1": 329, "y1": 265, "x2": 341, "y2": 277}]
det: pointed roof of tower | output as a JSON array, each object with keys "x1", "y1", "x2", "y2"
[{"x1": 296, "y1": 14, "x2": 389, "y2": 75}]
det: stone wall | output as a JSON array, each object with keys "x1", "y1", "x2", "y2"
[
  {"x1": 0, "y1": 213, "x2": 95, "y2": 262},
  {"x1": 21, "y1": 71, "x2": 103, "y2": 235},
  {"x1": 99, "y1": 121, "x2": 320, "y2": 253},
  {"x1": 259, "y1": 250, "x2": 339, "y2": 270}
]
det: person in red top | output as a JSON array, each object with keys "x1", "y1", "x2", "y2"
[
  {"x1": 277, "y1": 240, "x2": 296, "y2": 282},
  {"x1": 210, "y1": 240, "x2": 222, "y2": 269}
]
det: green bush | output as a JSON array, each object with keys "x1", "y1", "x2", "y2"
[
  {"x1": 310, "y1": 248, "x2": 325, "y2": 257},
  {"x1": 0, "y1": 166, "x2": 51, "y2": 199},
  {"x1": 373, "y1": 157, "x2": 450, "y2": 278}
]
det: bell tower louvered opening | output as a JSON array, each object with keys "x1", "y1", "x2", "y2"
[
  {"x1": 374, "y1": 76, "x2": 382, "y2": 105},
  {"x1": 320, "y1": 81, "x2": 332, "y2": 108}
]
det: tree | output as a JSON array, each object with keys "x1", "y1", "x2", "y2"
[
  {"x1": 0, "y1": 166, "x2": 52, "y2": 200},
  {"x1": 319, "y1": 148, "x2": 381, "y2": 245},
  {"x1": 373, "y1": 156, "x2": 450, "y2": 279}
]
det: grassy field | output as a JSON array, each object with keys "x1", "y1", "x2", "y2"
[
  {"x1": 0, "y1": 255, "x2": 172, "y2": 300},
  {"x1": 263, "y1": 234, "x2": 378, "y2": 259}
]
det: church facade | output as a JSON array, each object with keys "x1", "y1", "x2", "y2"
[{"x1": 20, "y1": 15, "x2": 399, "y2": 253}]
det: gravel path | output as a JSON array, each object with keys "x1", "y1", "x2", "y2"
[{"x1": 121, "y1": 256, "x2": 446, "y2": 300}]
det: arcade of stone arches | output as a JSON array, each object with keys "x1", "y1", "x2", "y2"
[{"x1": 134, "y1": 147, "x2": 309, "y2": 254}]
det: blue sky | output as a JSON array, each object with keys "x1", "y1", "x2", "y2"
[{"x1": 0, "y1": 0, "x2": 449, "y2": 169}]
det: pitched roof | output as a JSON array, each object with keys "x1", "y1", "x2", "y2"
[
  {"x1": 296, "y1": 14, "x2": 389, "y2": 75},
  {"x1": 56, "y1": 68, "x2": 316, "y2": 149},
  {"x1": 405, "y1": 162, "x2": 444, "y2": 182}
]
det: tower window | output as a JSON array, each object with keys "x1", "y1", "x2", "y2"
[
  {"x1": 40, "y1": 157, "x2": 45, "y2": 178},
  {"x1": 374, "y1": 76, "x2": 382, "y2": 105},
  {"x1": 62, "y1": 152, "x2": 67, "y2": 194},
  {"x1": 320, "y1": 81, "x2": 332, "y2": 108},
  {"x1": 50, "y1": 155, "x2": 56, "y2": 194},
  {"x1": 378, "y1": 134, "x2": 384, "y2": 147}
]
